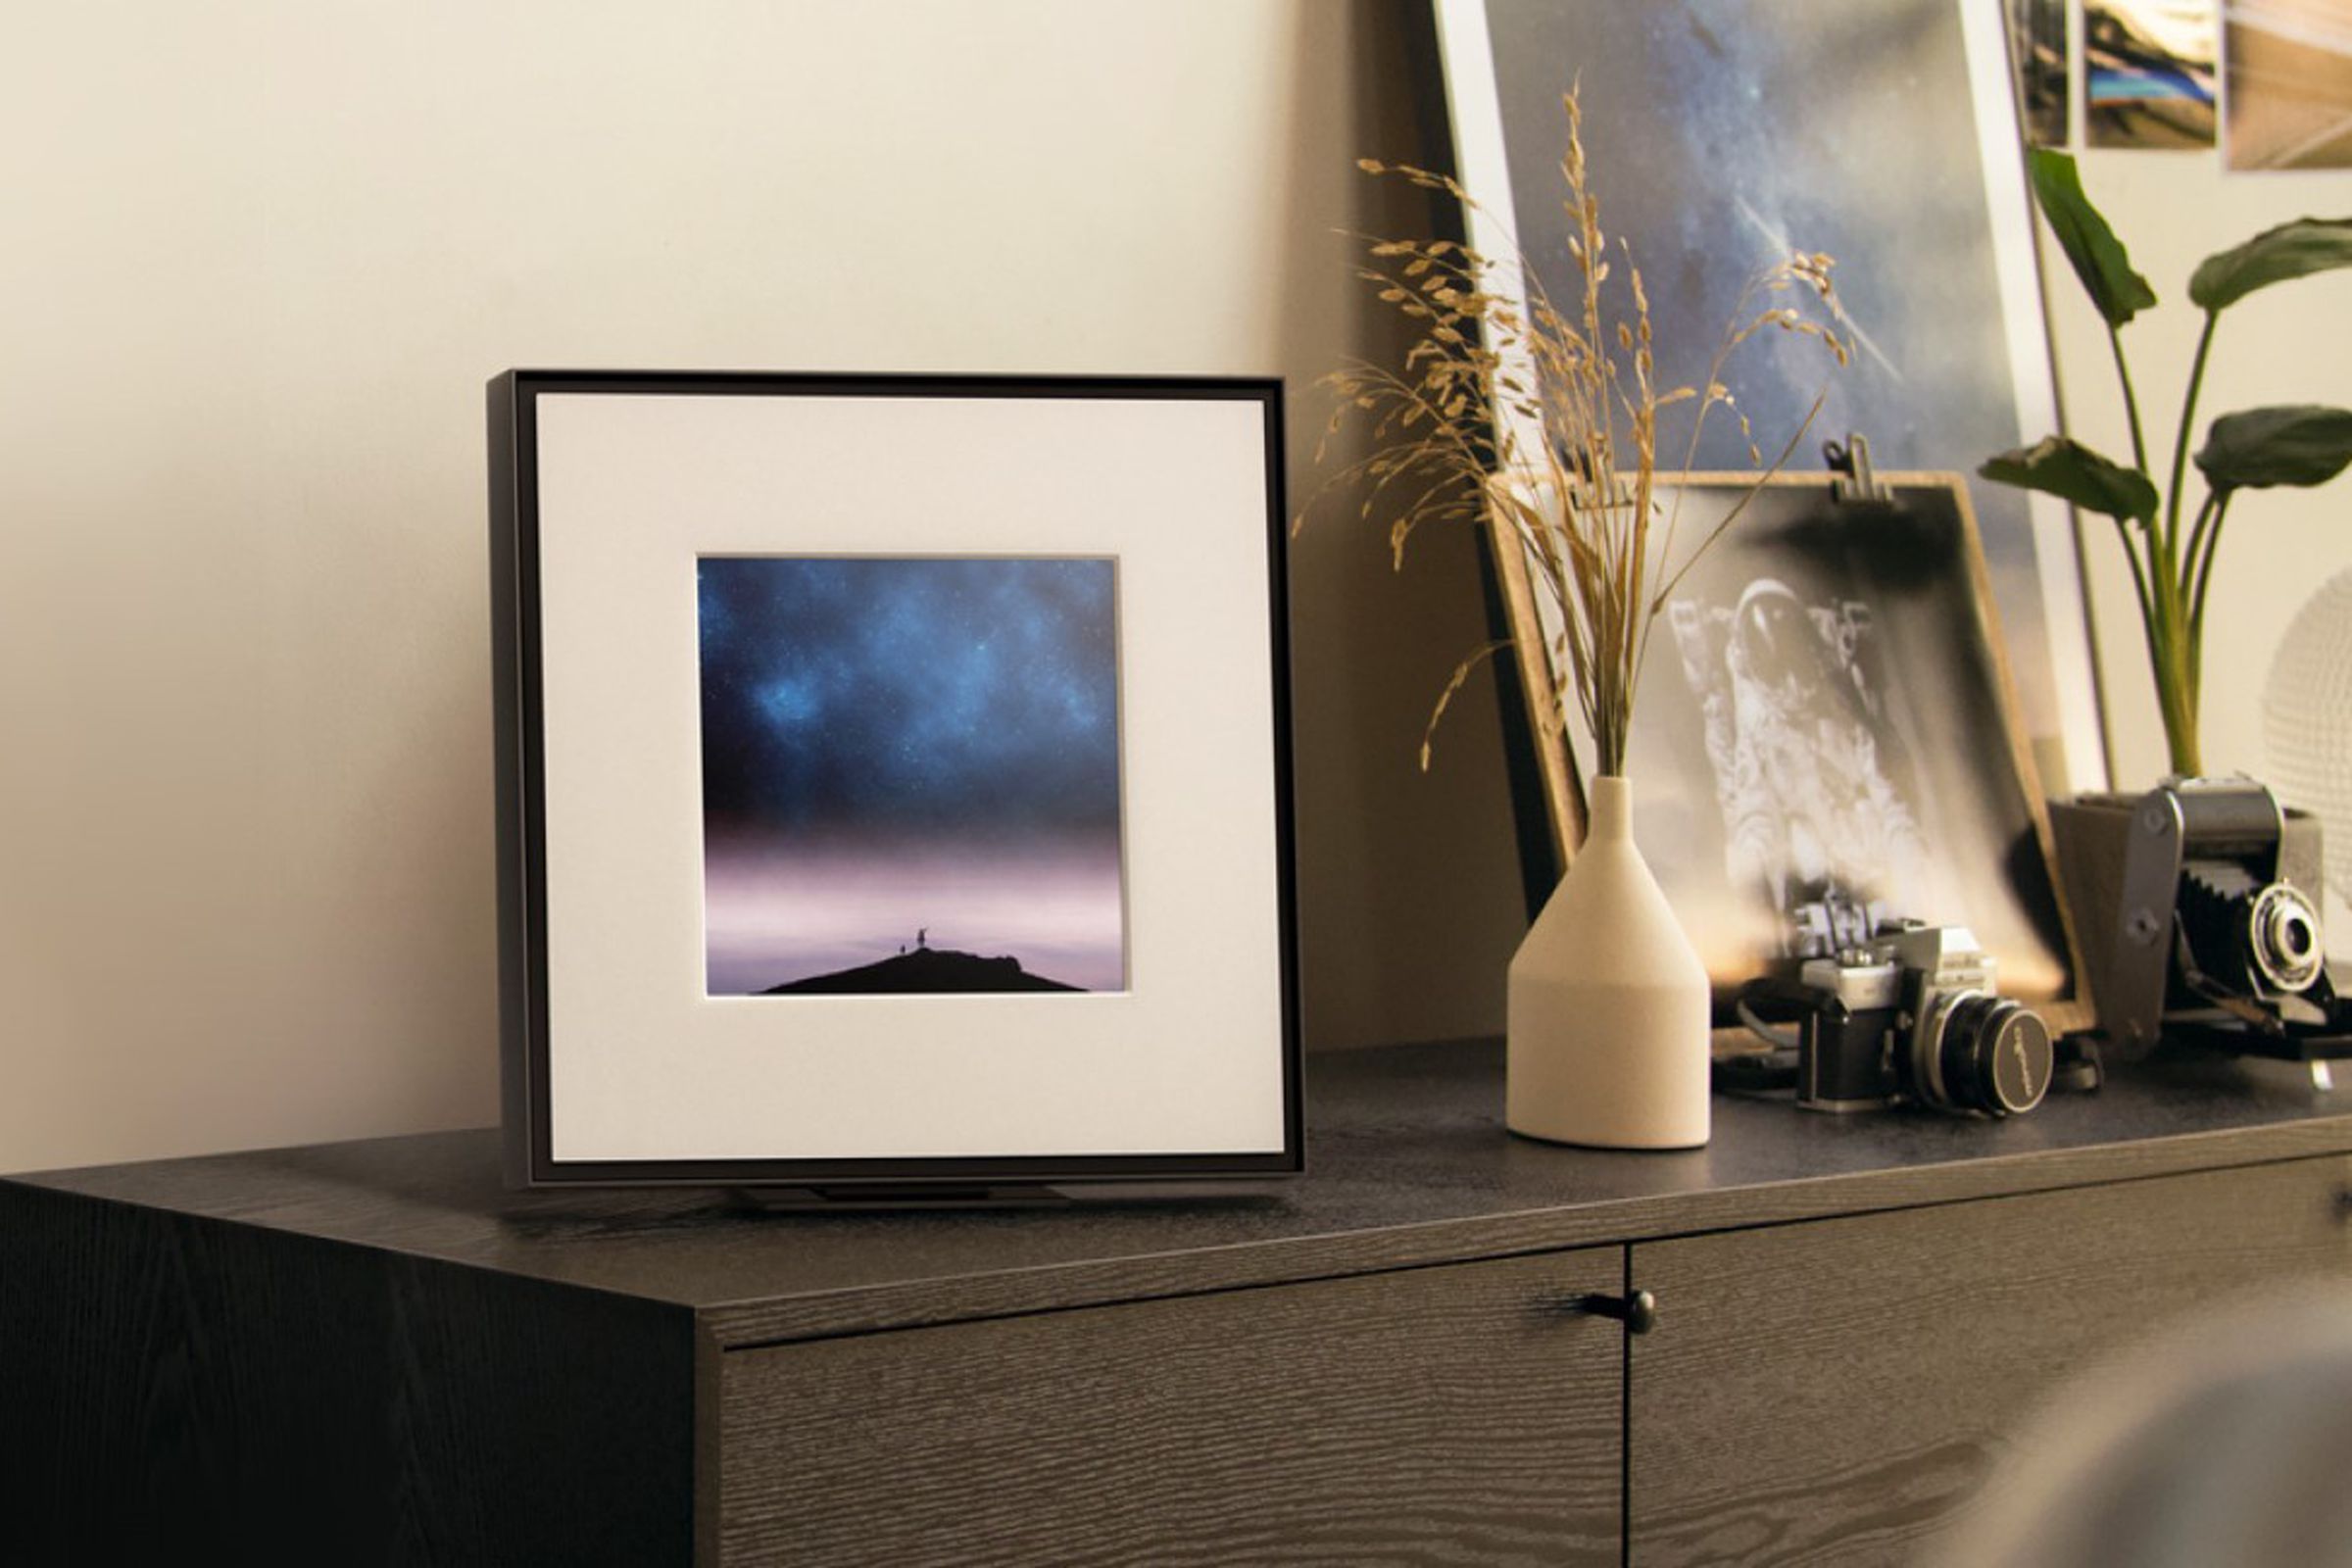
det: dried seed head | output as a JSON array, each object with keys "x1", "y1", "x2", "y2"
[{"x1": 1309, "y1": 84, "x2": 1844, "y2": 775}]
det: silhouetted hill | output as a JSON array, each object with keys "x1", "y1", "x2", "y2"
[{"x1": 762, "y1": 946, "x2": 1082, "y2": 995}]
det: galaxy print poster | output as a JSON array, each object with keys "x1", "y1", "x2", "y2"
[
  {"x1": 1438, "y1": 0, "x2": 2104, "y2": 794},
  {"x1": 698, "y1": 556, "x2": 1126, "y2": 998}
]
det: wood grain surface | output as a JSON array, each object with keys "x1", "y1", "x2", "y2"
[
  {"x1": 7, "y1": 1043, "x2": 2351, "y2": 1565},
  {"x1": 718, "y1": 1249, "x2": 1627, "y2": 1567},
  {"x1": 9, "y1": 1042, "x2": 2350, "y2": 1351},
  {"x1": 1628, "y1": 1154, "x2": 2352, "y2": 1568},
  {"x1": 0, "y1": 1182, "x2": 698, "y2": 1566}
]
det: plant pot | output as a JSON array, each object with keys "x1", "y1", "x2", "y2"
[{"x1": 1506, "y1": 774, "x2": 1711, "y2": 1149}]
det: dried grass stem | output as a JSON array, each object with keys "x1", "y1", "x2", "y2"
[{"x1": 1301, "y1": 91, "x2": 1848, "y2": 786}]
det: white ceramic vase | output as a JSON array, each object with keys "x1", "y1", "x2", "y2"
[{"x1": 1506, "y1": 774, "x2": 1711, "y2": 1149}]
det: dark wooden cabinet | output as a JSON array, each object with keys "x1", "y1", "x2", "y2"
[
  {"x1": 0, "y1": 1182, "x2": 696, "y2": 1567},
  {"x1": 5, "y1": 1042, "x2": 2350, "y2": 1566},
  {"x1": 718, "y1": 1250, "x2": 1625, "y2": 1566},
  {"x1": 1629, "y1": 1155, "x2": 2352, "y2": 1567}
]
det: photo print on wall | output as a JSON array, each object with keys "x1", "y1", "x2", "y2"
[
  {"x1": 698, "y1": 556, "x2": 1127, "y2": 999},
  {"x1": 2009, "y1": 0, "x2": 2072, "y2": 146},
  {"x1": 2225, "y1": 0, "x2": 2352, "y2": 170},
  {"x1": 2085, "y1": 0, "x2": 2220, "y2": 149}
]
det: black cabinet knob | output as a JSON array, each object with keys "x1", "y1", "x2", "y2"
[{"x1": 1576, "y1": 1288, "x2": 1658, "y2": 1335}]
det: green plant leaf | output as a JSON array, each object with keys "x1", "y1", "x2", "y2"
[
  {"x1": 1981, "y1": 435, "x2": 2159, "y2": 522},
  {"x1": 2188, "y1": 218, "x2": 2352, "y2": 312},
  {"x1": 2029, "y1": 149, "x2": 2156, "y2": 328},
  {"x1": 2194, "y1": 404, "x2": 2352, "y2": 492}
]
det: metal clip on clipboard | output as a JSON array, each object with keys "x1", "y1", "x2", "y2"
[{"x1": 1823, "y1": 433, "x2": 1894, "y2": 507}]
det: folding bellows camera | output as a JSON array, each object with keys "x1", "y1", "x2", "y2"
[{"x1": 2060, "y1": 778, "x2": 2352, "y2": 1068}]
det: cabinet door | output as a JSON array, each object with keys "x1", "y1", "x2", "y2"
[
  {"x1": 717, "y1": 1249, "x2": 1627, "y2": 1567},
  {"x1": 1630, "y1": 1155, "x2": 2352, "y2": 1567}
]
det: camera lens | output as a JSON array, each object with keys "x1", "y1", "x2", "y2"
[
  {"x1": 1914, "y1": 993, "x2": 2052, "y2": 1117},
  {"x1": 2248, "y1": 883, "x2": 2326, "y2": 995}
]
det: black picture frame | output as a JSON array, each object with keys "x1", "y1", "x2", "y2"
[{"x1": 490, "y1": 370, "x2": 1301, "y2": 1192}]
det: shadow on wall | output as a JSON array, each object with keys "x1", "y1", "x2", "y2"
[{"x1": 1272, "y1": 0, "x2": 1532, "y2": 1053}]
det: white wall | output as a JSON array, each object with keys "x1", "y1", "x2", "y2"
[
  {"x1": 0, "y1": 1, "x2": 1531, "y2": 1174},
  {"x1": 8, "y1": 5, "x2": 2344, "y2": 1176}
]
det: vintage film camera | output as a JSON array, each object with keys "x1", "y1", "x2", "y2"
[
  {"x1": 1721, "y1": 922, "x2": 2072, "y2": 1117},
  {"x1": 2060, "y1": 778, "x2": 2352, "y2": 1072}
]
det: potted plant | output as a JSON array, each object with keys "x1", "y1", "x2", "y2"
[
  {"x1": 1300, "y1": 93, "x2": 1846, "y2": 1148},
  {"x1": 1982, "y1": 150, "x2": 2352, "y2": 781},
  {"x1": 1981, "y1": 152, "x2": 2352, "y2": 1036}
]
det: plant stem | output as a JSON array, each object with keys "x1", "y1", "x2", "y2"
[
  {"x1": 2181, "y1": 488, "x2": 2221, "y2": 617},
  {"x1": 2113, "y1": 514, "x2": 2156, "y2": 642},
  {"x1": 2164, "y1": 312, "x2": 2220, "y2": 564},
  {"x1": 2167, "y1": 672, "x2": 2201, "y2": 778},
  {"x1": 2186, "y1": 488, "x2": 2231, "y2": 684},
  {"x1": 2107, "y1": 324, "x2": 2149, "y2": 476},
  {"x1": 2133, "y1": 307, "x2": 2220, "y2": 776},
  {"x1": 2143, "y1": 541, "x2": 2201, "y2": 777}
]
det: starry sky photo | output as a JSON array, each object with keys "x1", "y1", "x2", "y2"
[
  {"x1": 1483, "y1": 0, "x2": 2066, "y2": 749},
  {"x1": 698, "y1": 556, "x2": 1127, "y2": 996}
]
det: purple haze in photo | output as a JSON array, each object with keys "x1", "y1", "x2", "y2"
[{"x1": 698, "y1": 557, "x2": 1125, "y2": 996}]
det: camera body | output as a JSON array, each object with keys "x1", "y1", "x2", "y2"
[
  {"x1": 1794, "y1": 923, "x2": 2056, "y2": 1116},
  {"x1": 2068, "y1": 778, "x2": 2351, "y2": 1062}
]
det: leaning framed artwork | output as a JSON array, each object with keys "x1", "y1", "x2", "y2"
[
  {"x1": 489, "y1": 372, "x2": 1300, "y2": 1190},
  {"x1": 1491, "y1": 469, "x2": 2082, "y2": 1020},
  {"x1": 1432, "y1": 0, "x2": 2108, "y2": 799}
]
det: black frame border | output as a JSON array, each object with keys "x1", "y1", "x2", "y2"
[{"x1": 489, "y1": 369, "x2": 1302, "y2": 1189}]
